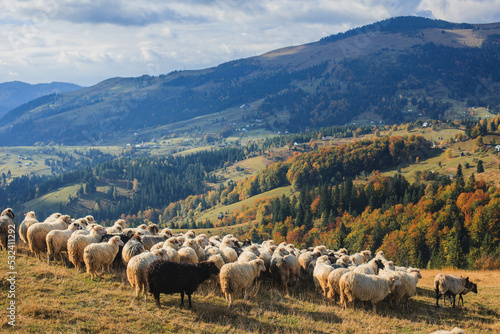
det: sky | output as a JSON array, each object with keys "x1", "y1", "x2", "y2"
[{"x1": 0, "y1": 0, "x2": 499, "y2": 87}]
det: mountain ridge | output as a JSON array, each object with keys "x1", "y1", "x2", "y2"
[{"x1": 1, "y1": 16, "x2": 499, "y2": 146}]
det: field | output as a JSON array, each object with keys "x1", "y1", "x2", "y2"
[{"x1": 1, "y1": 247, "x2": 498, "y2": 333}]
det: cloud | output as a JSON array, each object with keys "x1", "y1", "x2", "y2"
[{"x1": 0, "y1": 0, "x2": 499, "y2": 86}]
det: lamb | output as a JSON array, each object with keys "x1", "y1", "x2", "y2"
[
  {"x1": 147, "y1": 260, "x2": 220, "y2": 309},
  {"x1": 68, "y1": 225, "x2": 107, "y2": 270},
  {"x1": 313, "y1": 255, "x2": 335, "y2": 297},
  {"x1": 19, "y1": 211, "x2": 37, "y2": 244},
  {"x1": 220, "y1": 259, "x2": 267, "y2": 307},
  {"x1": 106, "y1": 219, "x2": 127, "y2": 234},
  {"x1": 434, "y1": 274, "x2": 478, "y2": 308},
  {"x1": 122, "y1": 235, "x2": 146, "y2": 265},
  {"x1": 339, "y1": 271, "x2": 402, "y2": 313},
  {"x1": 27, "y1": 215, "x2": 72, "y2": 259},
  {"x1": 0, "y1": 208, "x2": 15, "y2": 251},
  {"x1": 429, "y1": 327, "x2": 466, "y2": 334},
  {"x1": 352, "y1": 258, "x2": 384, "y2": 275},
  {"x1": 46, "y1": 222, "x2": 83, "y2": 263},
  {"x1": 127, "y1": 249, "x2": 169, "y2": 300},
  {"x1": 326, "y1": 268, "x2": 351, "y2": 300},
  {"x1": 84, "y1": 236, "x2": 124, "y2": 280}
]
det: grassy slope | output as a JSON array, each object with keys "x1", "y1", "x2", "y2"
[{"x1": 1, "y1": 248, "x2": 498, "y2": 333}]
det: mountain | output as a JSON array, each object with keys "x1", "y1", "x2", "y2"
[
  {"x1": 0, "y1": 81, "x2": 83, "y2": 118},
  {"x1": 1, "y1": 16, "x2": 499, "y2": 146}
]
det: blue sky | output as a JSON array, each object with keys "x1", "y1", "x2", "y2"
[{"x1": 0, "y1": 0, "x2": 499, "y2": 86}]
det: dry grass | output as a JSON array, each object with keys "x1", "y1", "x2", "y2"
[{"x1": 1, "y1": 248, "x2": 499, "y2": 333}]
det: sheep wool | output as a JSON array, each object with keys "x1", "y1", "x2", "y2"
[
  {"x1": 46, "y1": 222, "x2": 83, "y2": 263},
  {"x1": 429, "y1": 327, "x2": 466, "y2": 334},
  {"x1": 326, "y1": 268, "x2": 351, "y2": 300},
  {"x1": 27, "y1": 215, "x2": 72, "y2": 259},
  {"x1": 68, "y1": 225, "x2": 107, "y2": 270},
  {"x1": 220, "y1": 259, "x2": 266, "y2": 307},
  {"x1": 19, "y1": 211, "x2": 37, "y2": 244},
  {"x1": 340, "y1": 271, "x2": 401, "y2": 313},
  {"x1": 434, "y1": 274, "x2": 477, "y2": 308},
  {"x1": 0, "y1": 208, "x2": 15, "y2": 251},
  {"x1": 84, "y1": 236, "x2": 125, "y2": 280},
  {"x1": 313, "y1": 255, "x2": 334, "y2": 297},
  {"x1": 122, "y1": 236, "x2": 146, "y2": 265},
  {"x1": 127, "y1": 249, "x2": 169, "y2": 300}
]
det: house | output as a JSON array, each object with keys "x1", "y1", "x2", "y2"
[
  {"x1": 495, "y1": 145, "x2": 500, "y2": 151},
  {"x1": 217, "y1": 213, "x2": 224, "y2": 220}
]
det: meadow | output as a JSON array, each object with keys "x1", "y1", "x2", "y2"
[{"x1": 1, "y1": 246, "x2": 498, "y2": 333}]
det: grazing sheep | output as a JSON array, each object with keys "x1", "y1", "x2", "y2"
[
  {"x1": 352, "y1": 258, "x2": 384, "y2": 275},
  {"x1": 122, "y1": 235, "x2": 146, "y2": 265},
  {"x1": 220, "y1": 259, "x2": 267, "y2": 307},
  {"x1": 46, "y1": 222, "x2": 83, "y2": 263},
  {"x1": 19, "y1": 211, "x2": 37, "y2": 244},
  {"x1": 434, "y1": 274, "x2": 477, "y2": 308},
  {"x1": 68, "y1": 225, "x2": 107, "y2": 270},
  {"x1": 178, "y1": 245, "x2": 199, "y2": 264},
  {"x1": 457, "y1": 281, "x2": 478, "y2": 307},
  {"x1": 429, "y1": 327, "x2": 466, "y2": 334},
  {"x1": 339, "y1": 271, "x2": 402, "y2": 313},
  {"x1": 313, "y1": 255, "x2": 334, "y2": 297},
  {"x1": 0, "y1": 208, "x2": 15, "y2": 251},
  {"x1": 106, "y1": 219, "x2": 127, "y2": 234},
  {"x1": 27, "y1": 215, "x2": 72, "y2": 259},
  {"x1": 380, "y1": 268, "x2": 422, "y2": 310},
  {"x1": 285, "y1": 254, "x2": 301, "y2": 289},
  {"x1": 127, "y1": 249, "x2": 169, "y2": 300},
  {"x1": 327, "y1": 268, "x2": 351, "y2": 300},
  {"x1": 147, "y1": 260, "x2": 219, "y2": 309},
  {"x1": 84, "y1": 236, "x2": 124, "y2": 280}
]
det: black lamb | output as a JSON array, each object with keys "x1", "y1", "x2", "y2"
[{"x1": 146, "y1": 260, "x2": 220, "y2": 309}]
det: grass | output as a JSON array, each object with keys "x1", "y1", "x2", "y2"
[{"x1": 1, "y1": 247, "x2": 499, "y2": 333}]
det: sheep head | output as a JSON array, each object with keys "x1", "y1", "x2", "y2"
[
  {"x1": 2, "y1": 208, "x2": 15, "y2": 219},
  {"x1": 110, "y1": 236, "x2": 125, "y2": 247}
]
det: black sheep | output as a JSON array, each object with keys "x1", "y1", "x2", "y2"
[{"x1": 146, "y1": 260, "x2": 219, "y2": 309}]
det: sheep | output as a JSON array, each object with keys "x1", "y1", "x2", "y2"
[
  {"x1": 160, "y1": 228, "x2": 172, "y2": 237},
  {"x1": 84, "y1": 236, "x2": 125, "y2": 280},
  {"x1": 106, "y1": 219, "x2": 127, "y2": 234},
  {"x1": 46, "y1": 222, "x2": 83, "y2": 263},
  {"x1": 429, "y1": 327, "x2": 466, "y2": 334},
  {"x1": 19, "y1": 211, "x2": 37, "y2": 244},
  {"x1": 0, "y1": 208, "x2": 15, "y2": 251},
  {"x1": 141, "y1": 234, "x2": 168, "y2": 251},
  {"x1": 339, "y1": 271, "x2": 402, "y2": 313},
  {"x1": 298, "y1": 250, "x2": 322, "y2": 283},
  {"x1": 379, "y1": 268, "x2": 422, "y2": 310},
  {"x1": 27, "y1": 215, "x2": 72, "y2": 259},
  {"x1": 220, "y1": 259, "x2": 267, "y2": 307},
  {"x1": 219, "y1": 238, "x2": 238, "y2": 263},
  {"x1": 146, "y1": 260, "x2": 220, "y2": 309},
  {"x1": 100, "y1": 233, "x2": 133, "y2": 277},
  {"x1": 43, "y1": 212, "x2": 62, "y2": 223},
  {"x1": 68, "y1": 225, "x2": 107, "y2": 270},
  {"x1": 270, "y1": 252, "x2": 290, "y2": 289},
  {"x1": 434, "y1": 274, "x2": 478, "y2": 308},
  {"x1": 457, "y1": 280, "x2": 478, "y2": 307},
  {"x1": 352, "y1": 258, "x2": 384, "y2": 275},
  {"x1": 208, "y1": 235, "x2": 221, "y2": 247},
  {"x1": 313, "y1": 255, "x2": 335, "y2": 297},
  {"x1": 127, "y1": 249, "x2": 169, "y2": 300},
  {"x1": 238, "y1": 250, "x2": 258, "y2": 263},
  {"x1": 350, "y1": 250, "x2": 372, "y2": 265},
  {"x1": 207, "y1": 253, "x2": 225, "y2": 271},
  {"x1": 177, "y1": 245, "x2": 199, "y2": 264},
  {"x1": 205, "y1": 245, "x2": 222, "y2": 257},
  {"x1": 183, "y1": 238, "x2": 205, "y2": 262},
  {"x1": 122, "y1": 235, "x2": 146, "y2": 265},
  {"x1": 336, "y1": 255, "x2": 353, "y2": 268},
  {"x1": 326, "y1": 268, "x2": 351, "y2": 300}
]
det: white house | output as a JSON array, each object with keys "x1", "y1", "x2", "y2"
[{"x1": 495, "y1": 145, "x2": 500, "y2": 152}]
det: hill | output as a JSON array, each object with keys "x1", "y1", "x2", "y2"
[
  {"x1": 0, "y1": 16, "x2": 499, "y2": 146},
  {"x1": 0, "y1": 81, "x2": 82, "y2": 118},
  {"x1": 1, "y1": 249, "x2": 498, "y2": 333}
]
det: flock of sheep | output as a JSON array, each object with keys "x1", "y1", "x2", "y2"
[{"x1": 0, "y1": 208, "x2": 478, "y2": 331}]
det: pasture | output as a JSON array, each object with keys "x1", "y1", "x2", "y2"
[{"x1": 1, "y1": 247, "x2": 498, "y2": 333}]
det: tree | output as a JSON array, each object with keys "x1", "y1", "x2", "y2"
[
  {"x1": 477, "y1": 160, "x2": 484, "y2": 173},
  {"x1": 445, "y1": 148, "x2": 453, "y2": 158}
]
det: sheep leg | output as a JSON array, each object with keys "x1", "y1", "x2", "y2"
[
  {"x1": 452, "y1": 294, "x2": 456, "y2": 308},
  {"x1": 435, "y1": 290, "x2": 441, "y2": 307},
  {"x1": 372, "y1": 302, "x2": 377, "y2": 314},
  {"x1": 459, "y1": 294, "x2": 464, "y2": 307},
  {"x1": 243, "y1": 289, "x2": 248, "y2": 302},
  {"x1": 228, "y1": 293, "x2": 233, "y2": 308},
  {"x1": 180, "y1": 292, "x2": 185, "y2": 307},
  {"x1": 188, "y1": 294, "x2": 192, "y2": 309},
  {"x1": 154, "y1": 294, "x2": 161, "y2": 309}
]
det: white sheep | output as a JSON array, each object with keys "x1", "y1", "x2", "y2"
[
  {"x1": 0, "y1": 208, "x2": 15, "y2": 251},
  {"x1": 46, "y1": 222, "x2": 83, "y2": 263},
  {"x1": 177, "y1": 245, "x2": 199, "y2": 264},
  {"x1": 27, "y1": 215, "x2": 72, "y2": 259},
  {"x1": 106, "y1": 219, "x2": 127, "y2": 234},
  {"x1": 238, "y1": 250, "x2": 258, "y2": 263},
  {"x1": 336, "y1": 255, "x2": 352, "y2": 267},
  {"x1": 313, "y1": 255, "x2": 334, "y2": 297},
  {"x1": 68, "y1": 225, "x2": 107, "y2": 270},
  {"x1": 220, "y1": 259, "x2": 266, "y2": 307},
  {"x1": 219, "y1": 238, "x2": 238, "y2": 263},
  {"x1": 350, "y1": 250, "x2": 372, "y2": 265},
  {"x1": 184, "y1": 238, "x2": 205, "y2": 262},
  {"x1": 19, "y1": 211, "x2": 38, "y2": 244},
  {"x1": 126, "y1": 248, "x2": 169, "y2": 300},
  {"x1": 140, "y1": 234, "x2": 168, "y2": 251},
  {"x1": 382, "y1": 268, "x2": 422, "y2": 310},
  {"x1": 339, "y1": 271, "x2": 401, "y2": 313},
  {"x1": 43, "y1": 213, "x2": 62, "y2": 223},
  {"x1": 434, "y1": 274, "x2": 477, "y2": 308},
  {"x1": 84, "y1": 236, "x2": 125, "y2": 280},
  {"x1": 326, "y1": 268, "x2": 351, "y2": 300},
  {"x1": 351, "y1": 258, "x2": 385, "y2": 275}
]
